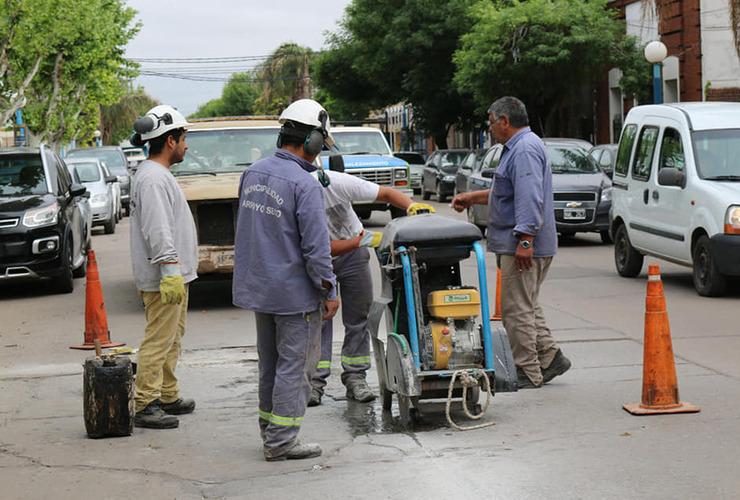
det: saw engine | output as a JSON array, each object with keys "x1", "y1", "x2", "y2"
[{"x1": 420, "y1": 287, "x2": 484, "y2": 371}]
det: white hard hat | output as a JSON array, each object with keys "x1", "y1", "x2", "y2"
[
  {"x1": 279, "y1": 99, "x2": 334, "y2": 148},
  {"x1": 133, "y1": 105, "x2": 190, "y2": 142}
]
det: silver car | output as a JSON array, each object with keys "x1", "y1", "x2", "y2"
[{"x1": 65, "y1": 158, "x2": 118, "y2": 234}]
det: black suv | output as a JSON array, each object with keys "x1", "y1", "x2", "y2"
[
  {"x1": 66, "y1": 146, "x2": 131, "y2": 215},
  {"x1": 0, "y1": 145, "x2": 88, "y2": 293}
]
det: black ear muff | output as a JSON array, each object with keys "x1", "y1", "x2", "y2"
[
  {"x1": 276, "y1": 132, "x2": 282, "y2": 148},
  {"x1": 303, "y1": 129, "x2": 324, "y2": 156},
  {"x1": 316, "y1": 167, "x2": 330, "y2": 188}
]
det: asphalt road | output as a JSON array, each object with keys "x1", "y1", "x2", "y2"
[{"x1": 1, "y1": 195, "x2": 740, "y2": 499}]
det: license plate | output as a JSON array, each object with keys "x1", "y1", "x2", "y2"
[
  {"x1": 564, "y1": 208, "x2": 586, "y2": 220},
  {"x1": 216, "y1": 251, "x2": 234, "y2": 266}
]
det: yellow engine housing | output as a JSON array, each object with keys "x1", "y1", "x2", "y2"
[
  {"x1": 427, "y1": 288, "x2": 481, "y2": 319},
  {"x1": 429, "y1": 321, "x2": 453, "y2": 369}
]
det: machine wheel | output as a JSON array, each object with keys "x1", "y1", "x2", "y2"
[
  {"x1": 692, "y1": 235, "x2": 727, "y2": 297},
  {"x1": 600, "y1": 230, "x2": 613, "y2": 244},
  {"x1": 421, "y1": 182, "x2": 431, "y2": 200},
  {"x1": 380, "y1": 385, "x2": 392, "y2": 411},
  {"x1": 397, "y1": 394, "x2": 419, "y2": 429},
  {"x1": 436, "y1": 183, "x2": 446, "y2": 203},
  {"x1": 465, "y1": 386, "x2": 482, "y2": 416},
  {"x1": 614, "y1": 225, "x2": 643, "y2": 277},
  {"x1": 53, "y1": 242, "x2": 74, "y2": 294}
]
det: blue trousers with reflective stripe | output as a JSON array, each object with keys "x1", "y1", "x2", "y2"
[
  {"x1": 255, "y1": 309, "x2": 321, "y2": 457},
  {"x1": 313, "y1": 247, "x2": 373, "y2": 393}
]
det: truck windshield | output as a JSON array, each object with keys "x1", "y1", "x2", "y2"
[
  {"x1": 325, "y1": 130, "x2": 391, "y2": 156},
  {"x1": 172, "y1": 127, "x2": 280, "y2": 176},
  {"x1": 693, "y1": 129, "x2": 740, "y2": 180}
]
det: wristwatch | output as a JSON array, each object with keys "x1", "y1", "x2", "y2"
[{"x1": 519, "y1": 240, "x2": 532, "y2": 249}]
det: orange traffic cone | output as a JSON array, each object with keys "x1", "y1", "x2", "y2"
[
  {"x1": 490, "y1": 267, "x2": 502, "y2": 321},
  {"x1": 623, "y1": 265, "x2": 699, "y2": 415},
  {"x1": 70, "y1": 250, "x2": 125, "y2": 350}
]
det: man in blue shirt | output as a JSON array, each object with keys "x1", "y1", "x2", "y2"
[
  {"x1": 233, "y1": 99, "x2": 339, "y2": 461},
  {"x1": 452, "y1": 96, "x2": 571, "y2": 389}
]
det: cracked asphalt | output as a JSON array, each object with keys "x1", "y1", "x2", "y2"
[{"x1": 2, "y1": 206, "x2": 740, "y2": 499}]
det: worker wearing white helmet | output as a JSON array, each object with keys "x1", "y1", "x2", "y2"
[
  {"x1": 233, "y1": 98, "x2": 338, "y2": 461},
  {"x1": 129, "y1": 104, "x2": 198, "y2": 429}
]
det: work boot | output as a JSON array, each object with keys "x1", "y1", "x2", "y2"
[
  {"x1": 308, "y1": 389, "x2": 322, "y2": 407},
  {"x1": 134, "y1": 400, "x2": 179, "y2": 429},
  {"x1": 542, "y1": 349, "x2": 572, "y2": 384},
  {"x1": 516, "y1": 368, "x2": 542, "y2": 390},
  {"x1": 346, "y1": 379, "x2": 375, "y2": 402},
  {"x1": 160, "y1": 397, "x2": 196, "y2": 415},
  {"x1": 264, "y1": 441, "x2": 322, "y2": 462}
]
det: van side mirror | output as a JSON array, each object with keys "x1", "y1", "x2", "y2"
[
  {"x1": 657, "y1": 167, "x2": 685, "y2": 188},
  {"x1": 105, "y1": 175, "x2": 118, "y2": 184},
  {"x1": 481, "y1": 168, "x2": 495, "y2": 178},
  {"x1": 328, "y1": 154, "x2": 345, "y2": 172}
]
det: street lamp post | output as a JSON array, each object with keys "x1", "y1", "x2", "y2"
[
  {"x1": 644, "y1": 40, "x2": 668, "y2": 104},
  {"x1": 93, "y1": 129, "x2": 101, "y2": 147}
]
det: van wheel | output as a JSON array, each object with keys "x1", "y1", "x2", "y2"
[
  {"x1": 54, "y1": 243, "x2": 74, "y2": 294},
  {"x1": 614, "y1": 225, "x2": 643, "y2": 277},
  {"x1": 692, "y1": 235, "x2": 727, "y2": 297}
]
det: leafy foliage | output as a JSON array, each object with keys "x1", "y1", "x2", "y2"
[
  {"x1": 100, "y1": 87, "x2": 158, "y2": 145},
  {"x1": 0, "y1": 0, "x2": 139, "y2": 148},
  {"x1": 253, "y1": 43, "x2": 314, "y2": 115},
  {"x1": 454, "y1": 0, "x2": 651, "y2": 132},
  {"x1": 190, "y1": 72, "x2": 262, "y2": 118}
]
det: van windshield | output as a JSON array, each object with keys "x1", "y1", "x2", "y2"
[
  {"x1": 171, "y1": 127, "x2": 280, "y2": 176},
  {"x1": 693, "y1": 129, "x2": 740, "y2": 180}
]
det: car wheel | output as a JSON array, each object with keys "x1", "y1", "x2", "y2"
[
  {"x1": 436, "y1": 183, "x2": 446, "y2": 203},
  {"x1": 421, "y1": 182, "x2": 431, "y2": 200},
  {"x1": 73, "y1": 253, "x2": 87, "y2": 279},
  {"x1": 53, "y1": 241, "x2": 74, "y2": 294},
  {"x1": 600, "y1": 230, "x2": 613, "y2": 244},
  {"x1": 692, "y1": 235, "x2": 727, "y2": 297},
  {"x1": 103, "y1": 215, "x2": 116, "y2": 235},
  {"x1": 614, "y1": 225, "x2": 643, "y2": 277}
]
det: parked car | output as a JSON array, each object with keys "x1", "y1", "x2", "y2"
[
  {"x1": 64, "y1": 161, "x2": 93, "y2": 249},
  {"x1": 463, "y1": 145, "x2": 504, "y2": 232},
  {"x1": 122, "y1": 146, "x2": 147, "y2": 172},
  {"x1": 454, "y1": 148, "x2": 491, "y2": 195},
  {"x1": 0, "y1": 145, "x2": 88, "y2": 293},
  {"x1": 66, "y1": 146, "x2": 131, "y2": 216},
  {"x1": 610, "y1": 102, "x2": 740, "y2": 296},
  {"x1": 421, "y1": 149, "x2": 469, "y2": 202},
  {"x1": 393, "y1": 151, "x2": 425, "y2": 194},
  {"x1": 466, "y1": 139, "x2": 612, "y2": 243},
  {"x1": 65, "y1": 158, "x2": 118, "y2": 234},
  {"x1": 588, "y1": 143, "x2": 618, "y2": 179}
]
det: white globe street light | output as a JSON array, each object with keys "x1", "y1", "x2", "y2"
[{"x1": 644, "y1": 41, "x2": 667, "y2": 104}]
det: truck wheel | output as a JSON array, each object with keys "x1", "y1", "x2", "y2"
[
  {"x1": 436, "y1": 183, "x2": 446, "y2": 203},
  {"x1": 614, "y1": 225, "x2": 643, "y2": 277},
  {"x1": 421, "y1": 183, "x2": 431, "y2": 200},
  {"x1": 692, "y1": 235, "x2": 727, "y2": 297}
]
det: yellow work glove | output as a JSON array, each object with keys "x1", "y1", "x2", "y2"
[
  {"x1": 160, "y1": 263, "x2": 186, "y2": 305},
  {"x1": 406, "y1": 202, "x2": 435, "y2": 216},
  {"x1": 359, "y1": 229, "x2": 383, "y2": 248}
]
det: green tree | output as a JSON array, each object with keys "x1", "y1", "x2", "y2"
[
  {"x1": 254, "y1": 43, "x2": 314, "y2": 115},
  {"x1": 100, "y1": 87, "x2": 158, "y2": 145},
  {"x1": 454, "y1": 0, "x2": 650, "y2": 135},
  {"x1": 314, "y1": 0, "x2": 478, "y2": 148},
  {"x1": 190, "y1": 71, "x2": 261, "y2": 118},
  {"x1": 0, "y1": 0, "x2": 139, "y2": 148}
]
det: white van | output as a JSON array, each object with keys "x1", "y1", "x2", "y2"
[{"x1": 610, "y1": 102, "x2": 740, "y2": 296}]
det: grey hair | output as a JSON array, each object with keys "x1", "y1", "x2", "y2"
[{"x1": 488, "y1": 96, "x2": 529, "y2": 128}]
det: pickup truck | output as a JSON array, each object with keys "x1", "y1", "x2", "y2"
[{"x1": 318, "y1": 126, "x2": 412, "y2": 219}]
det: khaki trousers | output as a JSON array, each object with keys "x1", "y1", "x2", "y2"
[
  {"x1": 497, "y1": 254, "x2": 558, "y2": 386},
  {"x1": 134, "y1": 285, "x2": 189, "y2": 412}
]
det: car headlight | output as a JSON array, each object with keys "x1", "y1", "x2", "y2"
[
  {"x1": 90, "y1": 193, "x2": 109, "y2": 205},
  {"x1": 600, "y1": 185, "x2": 612, "y2": 202},
  {"x1": 443, "y1": 175, "x2": 456, "y2": 182},
  {"x1": 23, "y1": 202, "x2": 59, "y2": 228},
  {"x1": 725, "y1": 205, "x2": 740, "y2": 234}
]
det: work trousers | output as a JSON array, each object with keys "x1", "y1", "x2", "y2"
[
  {"x1": 312, "y1": 247, "x2": 373, "y2": 394},
  {"x1": 497, "y1": 254, "x2": 558, "y2": 386},
  {"x1": 256, "y1": 309, "x2": 321, "y2": 458},
  {"x1": 134, "y1": 285, "x2": 189, "y2": 413}
]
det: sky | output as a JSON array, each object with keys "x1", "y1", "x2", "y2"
[{"x1": 123, "y1": 0, "x2": 353, "y2": 117}]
